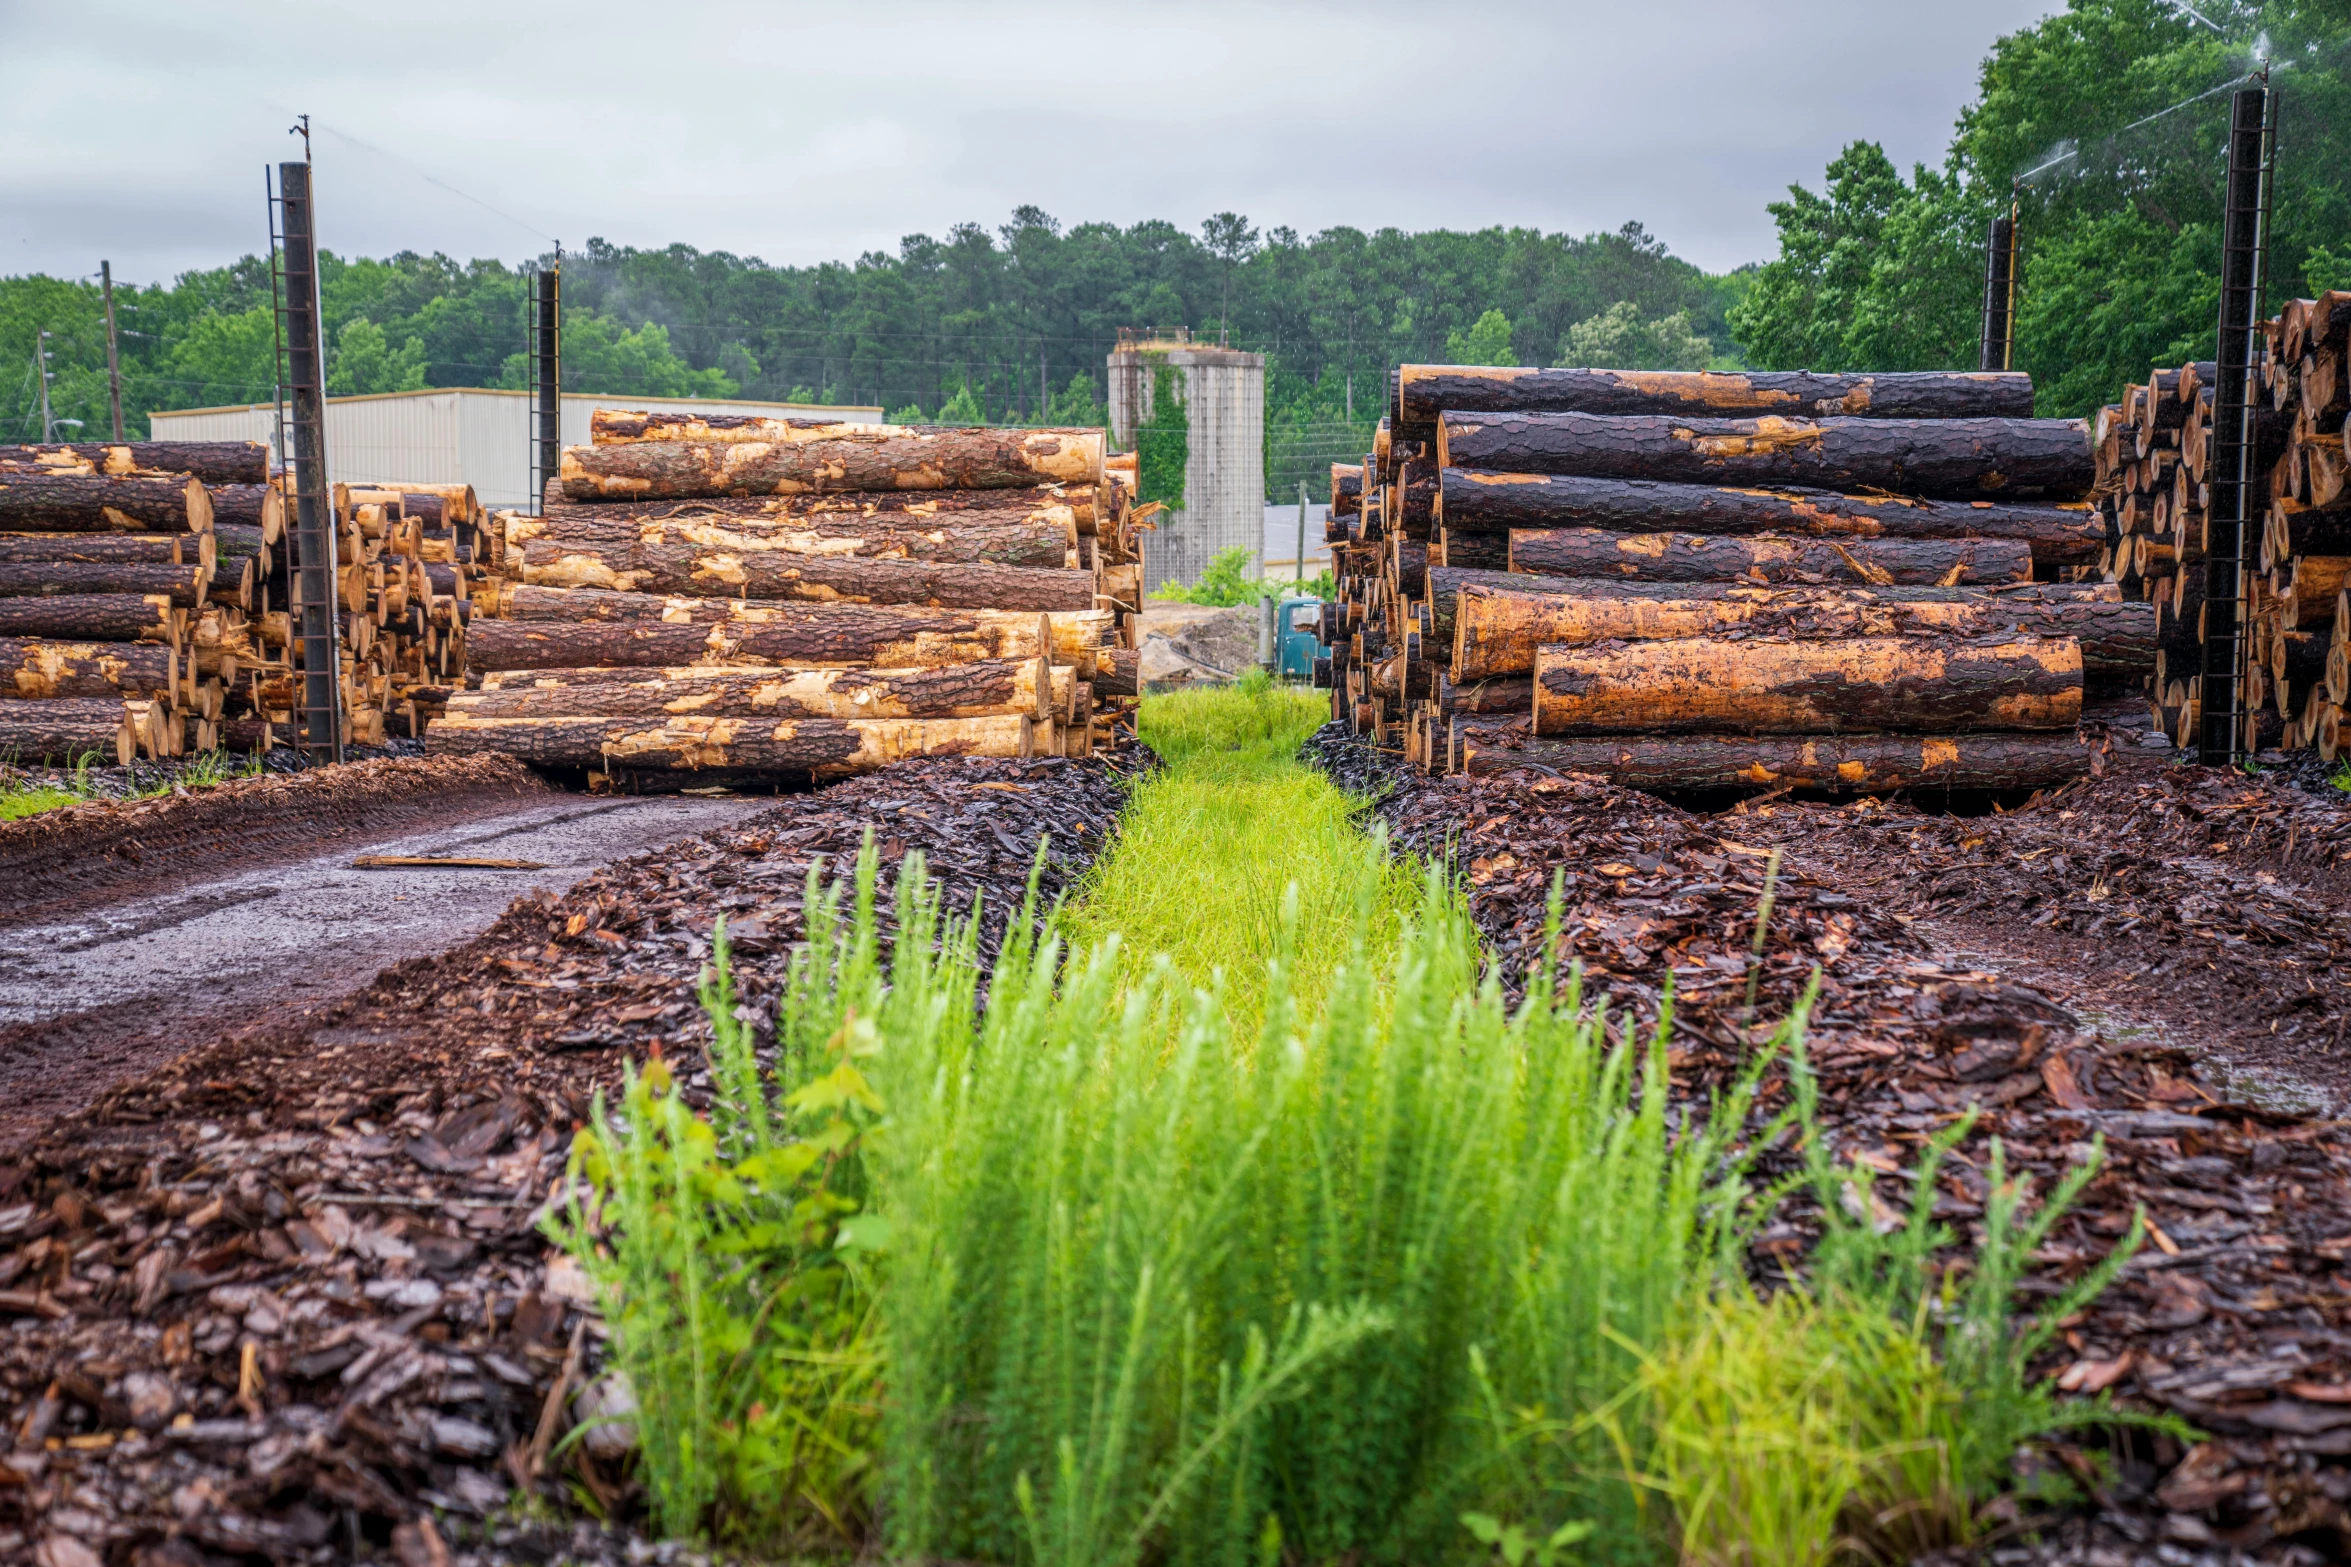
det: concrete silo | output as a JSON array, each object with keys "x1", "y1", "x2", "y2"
[{"x1": 1107, "y1": 331, "x2": 1265, "y2": 595}]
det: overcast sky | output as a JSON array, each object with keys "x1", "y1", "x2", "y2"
[{"x1": 2, "y1": 1, "x2": 2062, "y2": 288}]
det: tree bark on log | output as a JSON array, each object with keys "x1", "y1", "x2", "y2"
[
  {"x1": 1530, "y1": 633, "x2": 2082, "y2": 735},
  {"x1": 516, "y1": 512, "x2": 1075, "y2": 566},
  {"x1": 0, "y1": 594, "x2": 175, "y2": 642},
  {"x1": 460, "y1": 658, "x2": 1051, "y2": 721},
  {"x1": 7, "y1": 441, "x2": 266, "y2": 485},
  {"x1": 0, "y1": 474, "x2": 213, "y2": 534},
  {"x1": 588, "y1": 409, "x2": 863, "y2": 444},
  {"x1": 517, "y1": 539, "x2": 1097, "y2": 609},
  {"x1": 1452, "y1": 580, "x2": 2142, "y2": 681},
  {"x1": 207, "y1": 483, "x2": 283, "y2": 538},
  {"x1": 466, "y1": 603, "x2": 1112, "y2": 673},
  {"x1": 0, "y1": 697, "x2": 133, "y2": 764},
  {"x1": 1436, "y1": 674, "x2": 1534, "y2": 714},
  {"x1": 0, "y1": 639, "x2": 174, "y2": 699},
  {"x1": 430, "y1": 711, "x2": 1038, "y2": 774},
  {"x1": 0, "y1": 562, "x2": 208, "y2": 606},
  {"x1": 1425, "y1": 566, "x2": 2118, "y2": 656},
  {"x1": 0, "y1": 533, "x2": 199, "y2": 566},
  {"x1": 1455, "y1": 723, "x2": 2090, "y2": 792},
  {"x1": 559, "y1": 428, "x2": 1104, "y2": 499},
  {"x1": 1507, "y1": 528, "x2": 2032, "y2": 585},
  {"x1": 1395, "y1": 367, "x2": 2037, "y2": 425},
  {"x1": 1331, "y1": 466, "x2": 1363, "y2": 518},
  {"x1": 535, "y1": 485, "x2": 1096, "y2": 531},
  {"x1": 1439, "y1": 414, "x2": 2094, "y2": 500},
  {"x1": 1441, "y1": 470, "x2": 2102, "y2": 564}
]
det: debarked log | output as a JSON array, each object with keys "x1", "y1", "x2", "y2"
[
  {"x1": 0, "y1": 562, "x2": 208, "y2": 606},
  {"x1": 588, "y1": 408, "x2": 863, "y2": 444},
  {"x1": 1451, "y1": 580, "x2": 2147, "y2": 681},
  {"x1": 516, "y1": 512, "x2": 1074, "y2": 566},
  {"x1": 1394, "y1": 366, "x2": 2036, "y2": 424},
  {"x1": 535, "y1": 485, "x2": 1097, "y2": 531},
  {"x1": 0, "y1": 696, "x2": 134, "y2": 764},
  {"x1": 465, "y1": 603, "x2": 1114, "y2": 672},
  {"x1": 0, "y1": 638, "x2": 174, "y2": 699},
  {"x1": 559, "y1": 428, "x2": 1104, "y2": 499},
  {"x1": 1529, "y1": 634, "x2": 2082, "y2": 734},
  {"x1": 429, "y1": 711, "x2": 1041, "y2": 774},
  {"x1": 517, "y1": 539, "x2": 1096, "y2": 609},
  {"x1": 206, "y1": 483, "x2": 284, "y2": 540},
  {"x1": 1438, "y1": 414, "x2": 2094, "y2": 500},
  {"x1": 459, "y1": 658, "x2": 1053, "y2": 721},
  {"x1": 0, "y1": 594, "x2": 175, "y2": 642},
  {"x1": 1456, "y1": 726, "x2": 2091, "y2": 792},
  {"x1": 1508, "y1": 528, "x2": 2031, "y2": 585},
  {"x1": 0, "y1": 473, "x2": 214, "y2": 533},
  {"x1": 9, "y1": 441, "x2": 267, "y2": 485},
  {"x1": 1441, "y1": 470, "x2": 2101, "y2": 564}
]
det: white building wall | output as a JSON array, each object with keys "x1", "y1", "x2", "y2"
[{"x1": 150, "y1": 390, "x2": 884, "y2": 511}]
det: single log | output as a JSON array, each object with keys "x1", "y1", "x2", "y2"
[
  {"x1": 1425, "y1": 566, "x2": 2118, "y2": 656},
  {"x1": 0, "y1": 696, "x2": 134, "y2": 764},
  {"x1": 7, "y1": 441, "x2": 266, "y2": 485},
  {"x1": 467, "y1": 603, "x2": 1114, "y2": 673},
  {"x1": 353, "y1": 482, "x2": 480, "y2": 525},
  {"x1": 1332, "y1": 465, "x2": 1364, "y2": 518},
  {"x1": 1439, "y1": 530, "x2": 1511, "y2": 570},
  {"x1": 0, "y1": 594, "x2": 174, "y2": 642},
  {"x1": 1455, "y1": 725, "x2": 2090, "y2": 792},
  {"x1": 535, "y1": 485, "x2": 1096, "y2": 530},
  {"x1": 589, "y1": 409, "x2": 862, "y2": 444},
  {"x1": 1093, "y1": 645, "x2": 1141, "y2": 698},
  {"x1": 1438, "y1": 414, "x2": 2094, "y2": 500},
  {"x1": 460, "y1": 658, "x2": 1051, "y2": 722},
  {"x1": 430, "y1": 711, "x2": 1037, "y2": 774},
  {"x1": 1508, "y1": 528, "x2": 2032, "y2": 586},
  {"x1": 0, "y1": 473, "x2": 213, "y2": 533},
  {"x1": 207, "y1": 483, "x2": 284, "y2": 538},
  {"x1": 0, "y1": 639, "x2": 173, "y2": 699},
  {"x1": 1395, "y1": 366, "x2": 2036, "y2": 425},
  {"x1": 1530, "y1": 634, "x2": 2081, "y2": 735},
  {"x1": 1436, "y1": 674, "x2": 1534, "y2": 714},
  {"x1": 0, "y1": 532, "x2": 200, "y2": 566},
  {"x1": 0, "y1": 562, "x2": 208, "y2": 607},
  {"x1": 518, "y1": 539, "x2": 1096, "y2": 609},
  {"x1": 2269, "y1": 499, "x2": 2351, "y2": 562},
  {"x1": 215, "y1": 718, "x2": 274, "y2": 754},
  {"x1": 212, "y1": 524, "x2": 266, "y2": 567},
  {"x1": 518, "y1": 513, "x2": 1074, "y2": 567},
  {"x1": 1441, "y1": 470, "x2": 2102, "y2": 564},
  {"x1": 559, "y1": 428, "x2": 1104, "y2": 499}
]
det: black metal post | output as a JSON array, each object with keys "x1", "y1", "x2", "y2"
[
  {"x1": 1978, "y1": 209, "x2": 2018, "y2": 372},
  {"x1": 101, "y1": 260, "x2": 125, "y2": 442},
  {"x1": 279, "y1": 159, "x2": 342, "y2": 761},
  {"x1": 2197, "y1": 81, "x2": 2275, "y2": 765},
  {"x1": 530, "y1": 265, "x2": 561, "y2": 511}
]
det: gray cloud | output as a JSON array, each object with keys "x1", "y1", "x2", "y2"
[{"x1": 0, "y1": 0, "x2": 2059, "y2": 285}]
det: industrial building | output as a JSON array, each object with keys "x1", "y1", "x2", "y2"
[
  {"x1": 1106, "y1": 332, "x2": 1265, "y2": 595},
  {"x1": 149, "y1": 389, "x2": 884, "y2": 511}
]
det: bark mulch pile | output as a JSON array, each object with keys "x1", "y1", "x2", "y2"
[
  {"x1": 0, "y1": 754, "x2": 1128, "y2": 1567},
  {"x1": 1307, "y1": 722, "x2": 2351, "y2": 1565}
]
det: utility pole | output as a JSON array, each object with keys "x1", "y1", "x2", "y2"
[
  {"x1": 278, "y1": 142, "x2": 344, "y2": 762},
  {"x1": 1295, "y1": 479, "x2": 1308, "y2": 586},
  {"x1": 101, "y1": 261, "x2": 125, "y2": 440},
  {"x1": 35, "y1": 332, "x2": 55, "y2": 441}
]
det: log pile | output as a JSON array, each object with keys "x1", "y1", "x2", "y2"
[
  {"x1": 2097, "y1": 292, "x2": 2350, "y2": 758},
  {"x1": 1313, "y1": 367, "x2": 2143, "y2": 792},
  {"x1": 0, "y1": 441, "x2": 279, "y2": 761},
  {"x1": 440, "y1": 414, "x2": 1141, "y2": 783}
]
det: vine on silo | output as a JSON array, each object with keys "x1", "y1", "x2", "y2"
[{"x1": 1135, "y1": 356, "x2": 1188, "y2": 512}]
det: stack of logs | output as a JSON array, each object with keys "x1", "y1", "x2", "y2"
[
  {"x1": 434, "y1": 410, "x2": 1142, "y2": 784},
  {"x1": 0, "y1": 441, "x2": 281, "y2": 762},
  {"x1": 2098, "y1": 290, "x2": 2350, "y2": 757},
  {"x1": 1315, "y1": 367, "x2": 2157, "y2": 793}
]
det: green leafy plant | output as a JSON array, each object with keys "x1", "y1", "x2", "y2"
[
  {"x1": 1136, "y1": 357, "x2": 1189, "y2": 510},
  {"x1": 1149, "y1": 546, "x2": 1332, "y2": 607}
]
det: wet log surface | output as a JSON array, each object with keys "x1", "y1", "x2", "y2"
[
  {"x1": 1454, "y1": 723, "x2": 2091, "y2": 790},
  {"x1": 536, "y1": 484, "x2": 1096, "y2": 531},
  {"x1": 524, "y1": 511, "x2": 1075, "y2": 565},
  {"x1": 0, "y1": 753, "x2": 1130, "y2": 1566},
  {"x1": 458, "y1": 660, "x2": 1050, "y2": 722},
  {"x1": 467, "y1": 603, "x2": 1112, "y2": 672},
  {"x1": 1303, "y1": 722, "x2": 2351, "y2": 1560},
  {"x1": 0, "y1": 562, "x2": 207, "y2": 606},
  {"x1": 0, "y1": 473, "x2": 213, "y2": 533},
  {"x1": 559, "y1": 428, "x2": 1104, "y2": 499},
  {"x1": 1529, "y1": 632, "x2": 2083, "y2": 734},
  {"x1": 1441, "y1": 473, "x2": 2105, "y2": 564},
  {"x1": 1508, "y1": 527, "x2": 2032, "y2": 585},
  {"x1": 0, "y1": 698, "x2": 125, "y2": 763},
  {"x1": 6, "y1": 441, "x2": 267, "y2": 485},
  {"x1": 1394, "y1": 366, "x2": 2038, "y2": 423},
  {"x1": 0, "y1": 594, "x2": 174, "y2": 642},
  {"x1": 0, "y1": 639, "x2": 173, "y2": 700},
  {"x1": 518, "y1": 538, "x2": 1096, "y2": 608},
  {"x1": 1438, "y1": 413, "x2": 2095, "y2": 499}
]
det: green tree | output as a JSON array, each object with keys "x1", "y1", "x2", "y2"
[
  {"x1": 1559, "y1": 301, "x2": 1714, "y2": 370},
  {"x1": 1135, "y1": 360, "x2": 1188, "y2": 511},
  {"x1": 327, "y1": 317, "x2": 428, "y2": 396},
  {"x1": 934, "y1": 381, "x2": 985, "y2": 424},
  {"x1": 1445, "y1": 308, "x2": 1515, "y2": 365}
]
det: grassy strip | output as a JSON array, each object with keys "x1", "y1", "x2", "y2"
[
  {"x1": 553, "y1": 683, "x2": 2158, "y2": 1565},
  {"x1": 0, "y1": 749, "x2": 260, "y2": 822}
]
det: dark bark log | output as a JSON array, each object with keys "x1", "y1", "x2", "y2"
[
  {"x1": 0, "y1": 594, "x2": 174, "y2": 642},
  {"x1": 460, "y1": 658, "x2": 1050, "y2": 721},
  {"x1": 1331, "y1": 466, "x2": 1363, "y2": 518},
  {"x1": 2269, "y1": 499, "x2": 2351, "y2": 561},
  {"x1": 1093, "y1": 645, "x2": 1140, "y2": 698},
  {"x1": 559, "y1": 428, "x2": 1103, "y2": 499},
  {"x1": 466, "y1": 602, "x2": 1112, "y2": 672},
  {"x1": 1395, "y1": 366, "x2": 2037, "y2": 424},
  {"x1": 1438, "y1": 529, "x2": 1510, "y2": 570},
  {"x1": 212, "y1": 525, "x2": 266, "y2": 567},
  {"x1": 1507, "y1": 528, "x2": 2032, "y2": 585},
  {"x1": 0, "y1": 698, "x2": 134, "y2": 764},
  {"x1": 1454, "y1": 722, "x2": 2091, "y2": 792},
  {"x1": 518, "y1": 512, "x2": 1073, "y2": 566},
  {"x1": 0, "y1": 639, "x2": 173, "y2": 699},
  {"x1": 1439, "y1": 414, "x2": 2093, "y2": 500},
  {"x1": 431, "y1": 711, "x2": 1036, "y2": 773},
  {"x1": 1452, "y1": 579, "x2": 2144, "y2": 682},
  {"x1": 518, "y1": 538, "x2": 1096, "y2": 609},
  {"x1": 215, "y1": 718, "x2": 274, "y2": 754},
  {"x1": 7, "y1": 441, "x2": 266, "y2": 485},
  {"x1": 1440, "y1": 470, "x2": 2101, "y2": 564},
  {"x1": 0, "y1": 473, "x2": 213, "y2": 533},
  {"x1": 206, "y1": 483, "x2": 283, "y2": 537},
  {"x1": 588, "y1": 409, "x2": 861, "y2": 444},
  {"x1": 1531, "y1": 633, "x2": 2081, "y2": 735},
  {"x1": 1394, "y1": 539, "x2": 1429, "y2": 599},
  {"x1": 2276, "y1": 629, "x2": 2328, "y2": 690},
  {"x1": 1436, "y1": 673, "x2": 1533, "y2": 714},
  {"x1": 536, "y1": 485, "x2": 1096, "y2": 530},
  {"x1": 0, "y1": 562, "x2": 207, "y2": 606},
  {"x1": 0, "y1": 533, "x2": 194, "y2": 566}
]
